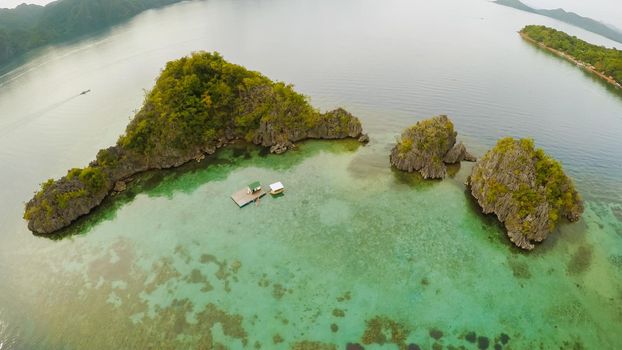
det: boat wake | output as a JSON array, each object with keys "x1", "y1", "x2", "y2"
[{"x1": 0, "y1": 93, "x2": 84, "y2": 138}]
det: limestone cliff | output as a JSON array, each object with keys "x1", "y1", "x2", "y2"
[
  {"x1": 254, "y1": 108, "x2": 363, "y2": 154},
  {"x1": 389, "y1": 115, "x2": 475, "y2": 179},
  {"x1": 467, "y1": 137, "x2": 583, "y2": 250}
]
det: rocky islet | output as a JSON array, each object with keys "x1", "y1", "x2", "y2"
[
  {"x1": 389, "y1": 115, "x2": 476, "y2": 179},
  {"x1": 389, "y1": 116, "x2": 582, "y2": 249},
  {"x1": 467, "y1": 137, "x2": 583, "y2": 249}
]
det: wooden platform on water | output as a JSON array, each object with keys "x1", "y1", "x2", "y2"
[{"x1": 231, "y1": 188, "x2": 266, "y2": 207}]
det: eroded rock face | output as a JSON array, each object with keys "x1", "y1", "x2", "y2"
[
  {"x1": 25, "y1": 111, "x2": 363, "y2": 235},
  {"x1": 444, "y1": 141, "x2": 476, "y2": 163},
  {"x1": 113, "y1": 180, "x2": 127, "y2": 192},
  {"x1": 467, "y1": 137, "x2": 583, "y2": 250},
  {"x1": 25, "y1": 177, "x2": 110, "y2": 234},
  {"x1": 25, "y1": 142, "x2": 229, "y2": 234},
  {"x1": 389, "y1": 115, "x2": 475, "y2": 179},
  {"x1": 358, "y1": 133, "x2": 370, "y2": 144},
  {"x1": 254, "y1": 108, "x2": 363, "y2": 154}
]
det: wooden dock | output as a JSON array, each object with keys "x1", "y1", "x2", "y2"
[{"x1": 231, "y1": 188, "x2": 266, "y2": 207}]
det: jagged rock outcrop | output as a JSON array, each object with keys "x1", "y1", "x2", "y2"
[
  {"x1": 389, "y1": 115, "x2": 475, "y2": 179},
  {"x1": 24, "y1": 177, "x2": 109, "y2": 235},
  {"x1": 26, "y1": 110, "x2": 363, "y2": 235},
  {"x1": 254, "y1": 108, "x2": 363, "y2": 153},
  {"x1": 467, "y1": 137, "x2": 583, "y2": 250},
  {"x1": 358, "y1": 133, "x2": 370, "y2": 144},
  {"x1": 24, "y1": 52, "x2": 364, "y2": 235},
  {"x1": 113, "y1": 180, "x2": 127, "y2": 192},
  {"x1": 24, "y1": 141, "x2": 230, "y2": 234},
  {"x1": 444, "y1": 141, "x2": 476, "y2": 163}
]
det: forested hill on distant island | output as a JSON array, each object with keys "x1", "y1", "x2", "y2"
[
  {"x1": 494, "y1": 0, "x2": 622, "y2": 45},
  {"x1": 0, "y1": 0, "x2": 184, "y2": 67},
  {"x1": 520, "y1": 25, "x2": 622, "y2": 87}
]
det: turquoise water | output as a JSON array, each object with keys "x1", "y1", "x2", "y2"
[
  {"x1": 1, "y1": 0, "x2": 622, "y2": 349},
  {"x1": 5, "y1": 141, "x2": 622, "y2": 349}
]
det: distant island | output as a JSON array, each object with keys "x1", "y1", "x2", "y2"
[
  {"x1": 0, "y1": 0, "x2": 184, "y2": 67},
  {"x1": 494, "y1": 0, "x2": 622, "y2": 44},
  {"x1": 24, "y1": 52, "x2": 364, "y2": 235},
  {"x1": 521, "y1": 25, "x2": 622, "y2": 88}
]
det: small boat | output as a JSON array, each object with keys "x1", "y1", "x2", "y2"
[
  {"x1": 269, "y1": 181, "x2": 284, "y2": 195},
  {"x1": 80, "y1": 89, "x2": 91, "y2": 95}
]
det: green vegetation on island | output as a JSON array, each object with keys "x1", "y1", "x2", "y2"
[
  {"x1": 24, "y1": 51, "x2": 363, "y2": 234},
  {"x1": 495, "y1": 0, "x2": 622, "y2": 44},
  {"x1": 467, "y1": 137, "x2": 583, "y2": 250},
  {"x1": 0, "y1": 0, "x2": 184, "y2": 67},
  {"x1": 520, "y1": 25, "x2": 622, "y2": 86},
  {"x1": 390, "y1": 115, "x2": 475, "y2": 179}
]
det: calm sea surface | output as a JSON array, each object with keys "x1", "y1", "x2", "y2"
[{"x1": 1, "y1": 0, "x2": 621, "y2": 348}]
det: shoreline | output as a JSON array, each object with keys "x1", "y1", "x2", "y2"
[
  {"x1": 520, "y1": 32, "x2": 622, "y2": 90},
  {"x1": 28, "y1": 134, "x2": 365, "y2": 236}
]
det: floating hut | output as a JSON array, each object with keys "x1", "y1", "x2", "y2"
[
  {"x1": 231, "y1": 181, "x2": 265, "y2": 207},
  {"x1": 269, "y1": 182, "x2": 285, "y2": 195},
  {"x1": 247, "y1": 181, "x2": 261, "y2": 194}
]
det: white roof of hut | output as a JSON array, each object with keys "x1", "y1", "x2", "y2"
[{"x1": 269, "y1": 182, "x2": 284, "y2": 191}]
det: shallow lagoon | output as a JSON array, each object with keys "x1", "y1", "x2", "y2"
[
  {"x1": 1, "y1": 0, "x2": 622, "y2": 348},
  {"x1": 2, "y1": 140, "x2": 620, "y2": 348}
]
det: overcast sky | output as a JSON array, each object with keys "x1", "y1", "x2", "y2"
[
  {"x1": 1, "y1": 0, "x2": 621, "y2": 29},
  {"x1": 0, "y1": 0, "x2": 51, "y2": 8}
]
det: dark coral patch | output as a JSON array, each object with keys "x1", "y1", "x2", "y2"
[
  {"x1": 361, "y1": 316, "x2": 409, "y2": 348},
  {"x1": 567, "y1": 245, "x2": 593, "y2": 275},
  {"x1": 330, "y1": 323, "x2": 339, "y2": 332},
  {"x1": 291, "y1": 341, "x2": 336, "y2": 350},
  {"x1": 337, "y1": 291, "x2": 352, "y2": 302},
  {"x1": 465, "y1": 332, "x2": 477, "y2": 343},
  {"x1": 610, "y1": 255, "x2": 622, "y2": 268},
  {"x1": 562, "y1": 340, "x2": 585, "y2": 350},
  {"x1": 407, "y1": 344, "x2": 421, "y2": 350},
  {"x1": 272, "y1": 334, "x2": 284, "y2": 344},
  {"x1": 478, "y1": 336, "x2": 490, "y2": 349},
  {"x1": 494, "y1": 344, "x2": 502, "y2": 350},
  {"x1": 508, "y1": 258, "x2": 532, "y2": 279},
  {"x1": 272, "y1": 283, "x2": 288, "y2": 299},
  {"x1": 346, "y1": 343, "x2": 364, "y2": 350},
  {"x1": 499, "y1": 333, "x2": 510, "y2": 345},
  {"x1": 332, "y1": 308, "x2": 346, "y2": 317},
  {"x1": 430, "y1": 328, "x2": 444, "y2": 340}
]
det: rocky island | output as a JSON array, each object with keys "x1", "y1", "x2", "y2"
[
  {"x1": 467, "y1": 137, "x2": 584, "y2": 250},
  {"x1": 390, "y1": 115, "x2": 475, "y2": 179},
  {"x1": 495, "y1": 1, "x2": 622, "y2": 45},
  {"x1": 520, "y1": 25, "x2": 622, "y2": 89},
  {"x1": 24, "y1": 52, "x2": 364, "y2": 235}
]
